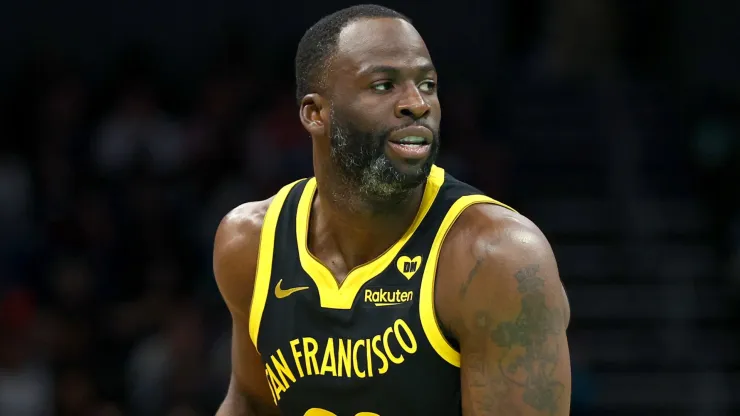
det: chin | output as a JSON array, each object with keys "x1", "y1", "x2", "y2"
[
  {"x1": 381, "y1": 166, "x2": 430, "y2": 196},
  {"x1": 392, "y1": 159, "x2": 432, "y2": 180},
  {"x1": 354, "y1": 158, "x2": 426, "y2": 202},
  {"x1": 396, "y1": 168, "x2": 429, "y2": 188}
]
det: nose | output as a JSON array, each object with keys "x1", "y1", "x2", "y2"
[{"x1": 395, "y1": 84, "x2": 430, "y2": 120}]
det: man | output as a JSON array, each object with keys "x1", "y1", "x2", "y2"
[{"x1": 214, "y1": 4, "x2": 571, "y2": 415}]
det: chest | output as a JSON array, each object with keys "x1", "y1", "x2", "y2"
[
  {"x1": 256, "y1": 264, "x2": 459, "y2": 415},
  {"x1": 259, "y1": 263, "x2": 423, "y2": 363}
]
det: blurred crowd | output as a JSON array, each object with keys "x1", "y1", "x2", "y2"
[{"x1": 1, "y1": 1, "x2": 739, "y2": 415}]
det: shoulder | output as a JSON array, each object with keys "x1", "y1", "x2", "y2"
[
  {"x1": 213, "y1": 197, "x2": 275, "y2": 316},
  {"x1": 213, "y1": 197, "x2": 285, "y2": 414},
  {"x1": 215, "y1": 198, "x2": 273, "y2": 255},
  {"x1": 214, "y1": 198, "x2": 274, "y2": 267},
  {"x1": 435, "y1": 202, "x2": 568, "y2": 338},
  {"x1": 442, "y1": 202, "x2": 552, "y2": 273},
  {"x1": 438, "y1": 203, "x2": 573, "y2": 415}
]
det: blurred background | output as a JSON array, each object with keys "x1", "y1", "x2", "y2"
[{"x1": 0, "y1": 0, "x2": 739, "y2": 414}]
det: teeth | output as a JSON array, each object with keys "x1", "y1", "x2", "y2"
[{"x1": 397, "y1": 136, "x2": 426, "y2": 144}]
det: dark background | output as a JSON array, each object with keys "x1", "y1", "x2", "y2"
[{"x1": 1, "y1": 0, "x2": 739, "y2": 414}]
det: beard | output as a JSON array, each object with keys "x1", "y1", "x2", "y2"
[{"x1": 328, "y1": 107, "x2": 440, "y2": 206}]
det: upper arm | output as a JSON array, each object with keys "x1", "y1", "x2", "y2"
[
  {"x1": 213, "y1": 202, "x2": 280, "y2": 415},
  {"x1": 439, "y1": 205, "x2": 571, "y2": 416}
]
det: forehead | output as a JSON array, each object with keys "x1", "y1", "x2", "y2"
[{"x1": 334, "y1": 18, "x2": 432, "y2": 74}]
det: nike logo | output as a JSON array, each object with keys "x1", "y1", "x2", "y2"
[{"x1": 274, "y1": 279, "x2": 309, "y2": 299}]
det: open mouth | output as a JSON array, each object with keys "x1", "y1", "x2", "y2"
[
  {"x1": 386, "y1": 137, "x2": 431, "y2": 159},
  {"x1": 388, "y1": 136, "x2": 430, "y2": 146},
  {"x1": 386, "y1": 125, "x2": 433, "y2": 159}
]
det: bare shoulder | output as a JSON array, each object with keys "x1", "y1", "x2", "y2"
[
  {"x1": 436, "y1": 203, "x2": 557, "y2": 308},
  {"x1": 436, "y1": 203, "x2": 572, "y2": 415},
  {"x1": 216, "y1": 198, "x2": 274, "y2": 247},
  {"x1": 213, "y1": 197, "x2": 283, "y2": 415},
  {"x1": 450, "y1": 202, "x2": 548, "y2": 256},
  {"x1": 213, "y1": 197, "x2": 274, "y2": 318},
  {"x1": 436, "y1": 202, "x2": 568, "y2": 338}
]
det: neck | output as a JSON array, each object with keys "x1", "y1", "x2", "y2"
[{"x1": 312, "y1": 170, "x2": 425, "y2": 271}]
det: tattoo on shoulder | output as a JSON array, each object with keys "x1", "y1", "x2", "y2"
[
  {"x1": 465, "y1": 264, "x2": 566, "y2": 415},
  {"x1": 459, "y1": 258, "x2": 483, "y2": 297}
]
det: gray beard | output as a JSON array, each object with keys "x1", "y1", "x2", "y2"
[
  {"x1": 330, "y1": 123, "x2": 408, "y2": 197},
  {"x1": 328, "y1": 124, "x2": 423, "y2": 215},
  {"x1": 326, "y1": 104, "x2": 439, "y2": 214}
]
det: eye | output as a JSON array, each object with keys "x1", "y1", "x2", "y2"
[
  {"x1": 371, "y1": 81, "x2": 394, "y2": 93},
  {"x1": 419, "y1": 80, "x2": 437, "y2": 93}
]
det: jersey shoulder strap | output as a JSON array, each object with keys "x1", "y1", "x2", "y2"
[
  {"x1": 418, "y1": 167, "x2": 517, "y2": 367},
  {"x1": 249, "y1": 178, "x2": 307, "y2": 350}
]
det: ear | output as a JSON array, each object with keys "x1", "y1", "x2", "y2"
[{"x1": 299, "y1": 93, "x2": 328, "y2": 137}]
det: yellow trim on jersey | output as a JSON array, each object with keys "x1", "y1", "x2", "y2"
[
  {"x1": 296, "y1": 165, "x2": 446, "y2": 309},
  {"x1": 249, "y1": 179, "x2": 304, "y2": 352},
  {"x1": 419, "y1": 194, "x2": 517, "y2": 368}
]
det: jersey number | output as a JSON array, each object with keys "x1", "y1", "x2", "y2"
[{"x1": 304, "y1": 409, "x2": 379, "y2": 416}]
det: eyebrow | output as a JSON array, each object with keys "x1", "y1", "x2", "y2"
[{"x1": 357, "y1": 63, "x2": 436, "y2": 77}]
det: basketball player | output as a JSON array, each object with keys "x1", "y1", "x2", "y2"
[{"x1": 213, "y1": 5, "x2": 571, "y2": 416}]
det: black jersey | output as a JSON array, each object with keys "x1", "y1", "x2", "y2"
[{"x1": 248, "y1": 165, "x2": 515, "y2": 416}]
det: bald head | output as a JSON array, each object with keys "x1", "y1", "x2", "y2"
[
  {"x1": 337, "y1": 18, "x2": 427, "y2": 64},
  {"x1": 294, "y1": 5, "x2": 411, "y2": 103},
  {"x1": 329, "y1": 18, "x2": 433, "y2": 97}
]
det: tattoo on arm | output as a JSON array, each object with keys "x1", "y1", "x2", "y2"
[
  {"x1": 459, "y1": 258, "x2": 483, "y2": 297},
  {"x1": 464, "y1": 264, "x2": 566, "y2": 415}
]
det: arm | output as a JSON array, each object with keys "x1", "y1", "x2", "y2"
[
  {"x1": 213, "y1": 202, "x2": 281, "y2": 416},
  {"x1": 438, "y1": 205, "x2": 571, "y2": 415}
]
